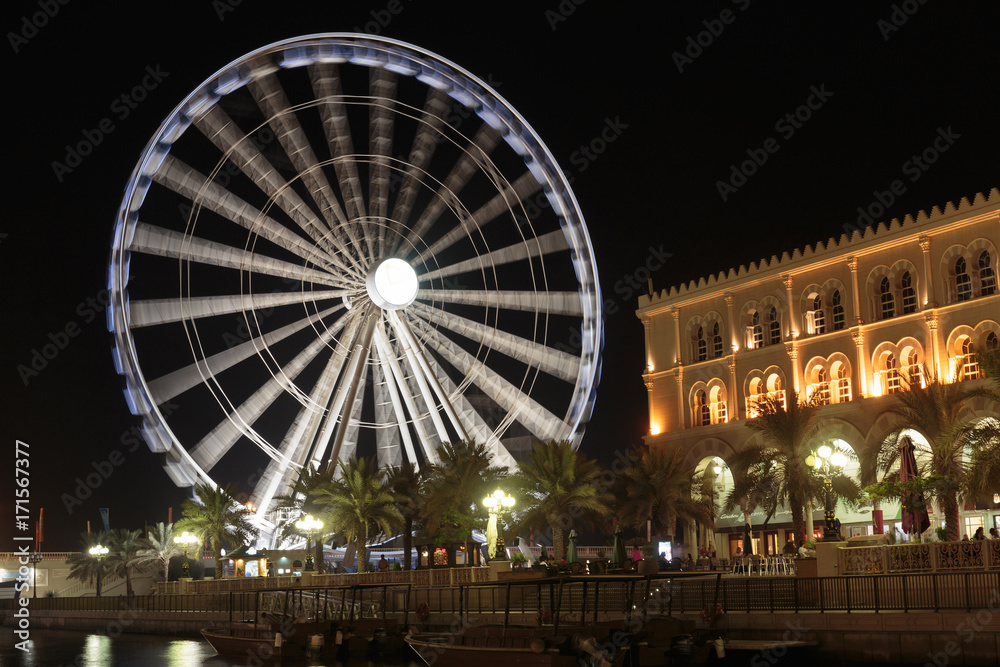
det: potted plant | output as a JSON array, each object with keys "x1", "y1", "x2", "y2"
[{"x1": 510, "y1": 553, "x2": 528, "y2": 570}]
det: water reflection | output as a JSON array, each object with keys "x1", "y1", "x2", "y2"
[
  {"x1": 83, "y1": 634, "x2": 111, "y2": 666},
  {"x1": 166, "y1": 637, "x2": 211, "y2": 665}
]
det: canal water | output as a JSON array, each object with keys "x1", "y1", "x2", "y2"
[{"x1": 0, "y1": 629, "x2": 421, "y2": 667}]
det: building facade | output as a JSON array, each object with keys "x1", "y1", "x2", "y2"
[{"x1": 636, "y1": 189, "x2": 1000, "y2": 557}]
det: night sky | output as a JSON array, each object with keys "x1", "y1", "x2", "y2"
[{"x1": 3, "y1": 2, "x2": 999, "y2": 551}]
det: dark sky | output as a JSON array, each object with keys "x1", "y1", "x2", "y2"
[{"x1": 3, "y1": 2, "x2": 999, "y2": 551}]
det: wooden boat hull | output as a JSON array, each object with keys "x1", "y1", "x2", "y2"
[
  {"x1": 201, "y1": 621, "x2": 334, "y2": 661},
  {"x1": 405, "y1": 632, "x2": 628, "y2": 667}
]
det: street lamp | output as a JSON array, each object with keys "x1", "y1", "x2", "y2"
[
  {"x1": 88, "y1": 544, "x2": 109, "y2": 597},
  {"x1": 295, "y1": 514, "x2": 323, "y2": 571},
  {"x1": 806, "y1": 445, "x2": 847, "y2": 541},
  {"x1": 483, "y1": 489, "x2": 515, "y2": 560},
  {"x1": 174, "y1": 531, "x2": 198, "y2": 577},
  {"x1": 29, "y1": 553, "x2": 42, "y2": 599}
]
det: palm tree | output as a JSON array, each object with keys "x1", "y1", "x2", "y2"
[
  {"x1": 618, "y1": 445, "x2": 715, "y2": 550},
  {"x1": 384, "y1": 462, "x2": 423, "y2": 570},
  {"x1": 421, "y1": 440, "x2": 506, "y2": 564},
  {"x1": 272, "y1": 463, "x2": 339, "y2": 573},
  {"x1": 177, "y1": 483, "x2": 259, "y2": 579},
  {"x1": 312, "y1": 455, "x2": 401, "y2": 572},
  {"x1": 720, "y1": 393, "x2": 854, "y2": 544},
  {"x1": 66, "y1": 531, "x2": 110, "y2": 596},
  {"x1": 870, "y1": 375, "x2": 993, "y2": 541},
  {"x1": 106, "y1": 528, "x2": 148, "y2": 597},
  {"x1": 137, "y1": 522, "x2": 183, "y2": 583},
  {"x1": 508, "y1": 440, "x2": 612, "y2": 561},
  {"x1": 966, "y1": 349, "x2": 1000, "y2": 503}
]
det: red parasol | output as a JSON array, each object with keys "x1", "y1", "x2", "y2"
[{"x1": 898, "y1": 436, "x2": 930, "y2": 536}]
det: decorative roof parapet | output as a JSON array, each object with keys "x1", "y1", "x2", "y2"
[{"x1": 640, "y1": 188, "x2": 1000, "y2": 306}]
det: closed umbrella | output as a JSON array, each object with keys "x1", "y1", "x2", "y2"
[
  {"x1": 567, "y1": 529, "x2": 578, "y2": 564},
  {"x1": 610, "y1": 524, "x2": 625, "y2": 568},
  {"x1": 743, "y1": 520, "x2": 753, "y2": 556},
  {"x1": 899, "y1": 436, "x2": 930, "y2": 538}
]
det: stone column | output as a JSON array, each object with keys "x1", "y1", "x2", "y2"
[
  {"x1": 926, "y1": 313, "x2": 941, "y2": 381},
  {"x1": 852, "y1": 329, "x2": 868, "y2": 397},
  {"x1": 848, "y1": 257, "x2": 862, "y2": 326},
  {"x1": 919, "y1": 235, "x2": 933, "y2": 308}
]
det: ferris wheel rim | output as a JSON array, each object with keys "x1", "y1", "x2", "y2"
[{"x1": 108, "y1": 33, "x2": 603, "y2": 531}]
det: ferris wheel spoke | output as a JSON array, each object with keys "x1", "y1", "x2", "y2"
[
  {"x1": 416, "y1": 171, "x2": 543, "y2": 265},
  {"x1": 372, "y1": 321, "x2": 440, "y2": 463},
  {"x1": 406, "y1": 338, "x2": 517, "y2": 468},
  {"x1": 247, "y1": 73, "x2": 349, "y2": 229},
  {"x1": 153, "y1": 156, "x2": 345, "y2": 273},
  {"x1": 194, "y1": 106, "x2": 362, "y2": 278},
  {"x1": 409, "y1": 318, "x2": 570, "y2": 442},
  {"x1": 386, "y1": 311, "x2": 459, "y2": 444},
  {"x1": 129, "y1": 288, "x2": 346, "y2": 329},
  {"x1": 145, "y1": 304, "x2": 345, "y2": 404},
  {"x1": 420, "y1": 228, "x2": 568, "y2": 283},
  {"x1": 368, "y1": 68, "x2": 397, "y2": 259},
  {"x1": 310, "y1": 62, "x2": 367, "y2": 221},
  {"x1": 128, "y1": 223, "x2": 346, "y2": 288},
  {"x1": 400, "y1": 124, "x2": 501, "y2": 251},
  {"x1": 407, "y1": 301, "x2": 578, "y2": 383},
  {"x1": 309, "y1": 308, "x2": 379, "y2": 467},
  {"x1": 416, "y1": 287, "x2": 583, "y2": 317},
  {"x1": 387, "y1": 88, "x2": 450, "y2": 256},
  {"x1": 371, "y1": 352, "x2": 408, "y2": 468},
  {"x1": 188, "y1": 322, "x2": 340, "y2": 471}
]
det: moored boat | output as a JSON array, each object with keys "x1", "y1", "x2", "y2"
[
  {"x1": 405, "y1": 627, "x2": 628, "y2": 667},
  {"x1": 201, "y1": 619, "x2": 335, "y2": 662}
]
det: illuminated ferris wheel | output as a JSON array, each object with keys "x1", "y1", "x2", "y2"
[{"x1": 107, "y1": 34, "x2": 602, "y2": 535}]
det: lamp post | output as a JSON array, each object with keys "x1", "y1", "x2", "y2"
[
  {"x1": 88, "y1": 544, "x2": 109, "y2": 597},
  {"x1": 174, "y1": 531, "x2": 198, "y2": 578},
  {"x1": 806, "y1": 445, "x2": 847, "y2": 542},
  {"x1": 29, "y1": 553, "x2": 42, "y2": 598},
  {"x1": 295, "y1": 514, "x2": 323, "y2": 571},
  {"x1": 483, "y1": 489, "x2": 515, "y2": 560}
]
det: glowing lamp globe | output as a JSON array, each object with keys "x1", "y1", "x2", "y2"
[{"x1": 366, "y1": 258, "x2": 418, "y2": 310}]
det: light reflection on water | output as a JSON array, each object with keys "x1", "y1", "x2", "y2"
[{"x1": 0, "y1": 630, "x2": 422, "y2": 667}]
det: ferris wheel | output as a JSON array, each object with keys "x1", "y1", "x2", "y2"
[{"x1": 108, "y1": 34, "x2": 602, "y2": 534}]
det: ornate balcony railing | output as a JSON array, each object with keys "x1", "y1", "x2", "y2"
[{"x1": 839, "y1": 540, "x2": 1000, "y2": 576}]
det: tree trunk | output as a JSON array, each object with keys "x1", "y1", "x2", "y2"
[
  {"x1": 163, "y1": 558, "x2": 169, "y2": 584},
  {"x1": 213, "y1": 537, "x2": 224, "y2": 579},
  {"x1": 943, "y1": 493, "x2": 960, "y2": 542},
  {"x1": 790, "y1": 492, "x2": 805, "y2": 546},
  {"x1": 403, "y1": 518, "x2": 413, "y2": 570},
  {"x1": 552, "y1": 525, "x2": 565, "y2": 562},
  {"x1": 125, "y1": 568, "x2": 134, "y2": 597},
  {"x1": 315, "y1": 538, "x2": 324, "y2": 574},
  {"x1": 343, "y1": 540, "x2": 357, "y2": 572},
  {"x1": 96, "y1": 564, "x2": 103, "y2": 597}
]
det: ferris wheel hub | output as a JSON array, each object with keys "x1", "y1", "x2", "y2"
[{"x1": 366, "y1": 257, "x2": 419, "y2": 310}]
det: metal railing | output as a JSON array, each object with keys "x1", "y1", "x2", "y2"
[
  {"x1": 839, "y1": 539, "x2": 1000, "y2": 575},
  {"x1": 7, "y1": 572, "x2": 998, "y2": 617}
]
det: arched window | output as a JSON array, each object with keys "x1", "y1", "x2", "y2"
[
  {"x1": 956, "y1": 256, "x2": 972, "y2": 302},
  {"x1": 768, "y1": 375, "x2": 786, "y2": 410},
  {"x1": 834, "y1": 364, "x2": 851, "y2": 403},
  {"x1": 901, "y1": 271, "x2": 917, "y2": 314},
  {"x1": 696, "y1": 325, "x2": 707, "y2": 362},
  {"x1": 698, "y1": 391, "x2": 710, "y2": 426},
  {"x1": 811, "y1": 367, "x2": 830, "y2": 405},
  {"x1": 712, "y1": 322, "x2": 723, "y2": 358},
  {"x1": 710, "y1": 386, "x2": 728, "y2": 424},
  {"x1": 905, "y1": 350, "x2": 923, "y2": 388},
  {"x1": 880, "y1": 276, "x2": 895, "y2": 319},
  {"x1": 885, "y1": 354, "x2": 901, "y2": 394},
  {"x1": 987, "y1": 331, "x2": 999, "y2": 350},
  {"x1": 750, "y1": 311, "x2": 763, "y2": 349},
  {"x1": 832, "y1": 290, "x2": 845, "y2": 330},
  {"x1": 812, "y1": 295, "x2": 826, "y2": 334},
  {"x1": 979, "y1": 251, "x2": 996, "y2": 296},
  {"x1": 768, "y1": 307, "x2": 781, "y2": 345},
  {"x1": 961, "y1": 338, "x2": 980, "y2": 380}
]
